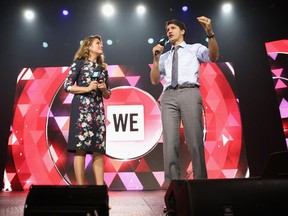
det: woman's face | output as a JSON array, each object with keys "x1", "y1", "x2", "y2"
[{"x1": 89, "y1": 38, "x2": 103, "y2": 56}]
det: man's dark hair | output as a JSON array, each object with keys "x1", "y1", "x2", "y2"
[{"x1": 165, "y1": 19, "x2": 187, "y2": 39}]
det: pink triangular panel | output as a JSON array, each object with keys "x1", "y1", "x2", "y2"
[
  {"x1": 206, "y1": 156, "x2": 220, "y2": 170},
  {"x1": 201, "y1": 64, "x2": 217, "y2": 86},
  {"x1": 10, "y1": 133, "x2": 19, "y2": 145},
  {"x1": 7, "y1": 173, "x2": 16, "y2": 182},
  {"x1": 61, "y1": 131, "x2": 69, "y2": 143},
  {"x1": 63, "y1": 93, "x2": 74, "y2": 104},
  {"x1": 204, "y1": 141, "x2": 217, "y2": 155},
  {"x1": 268, "y1": 53, "x2": 278, "y2": 60},
  {"x1": 118, "y1": 172, "x2": 143, "y2": 190},
  {"x1": 107, "y1": 65, "x2": 125, "y2": 77},
  {"x1": 222, "y1": 134, "x2": 229, "y2": 146},
  {"x1": 104, "y1": 172, "x2": 117, "y2": 187},
  {"x1": 275, "y1": 79, "x2": 287, "y2": 89},
  {"x1": 152, "y1": 171, "x2": 165, "y2": 186},
  {"x1": 280, "y1": 98, "x2": 288, "y2": 108},
  {"x1": 222, "y1": 169, "x2": 238, "y2": 178},
  {"x1": 205, "y1": 91, "x2": 220, "y2": 111},
  {"x1": 55, "y1": 117, "x2": 70, "y2": 130},
  {"x1": 126, "y1": 76, "x2": 141, "y2": 86},
  {"x1": 18, "y1": 104, "x2": 30, "y2": 117},
  {"x1": 84, "y1": 155, "x2": 92, "y2": 169},
  {"x1": 271, "y1": 68, "x2": 283, "y2": 77},
  {"x1": 226, "y1": 114, "x2": 241, "y2": 127},
  {"x1": 29, "y1": 130, "x2": 44, "y2": 146},
  {"x1": 280, "y1": 107, "x2": 288, "y2": 119},
  {"x1": 39, "y1": 105, "x2": 50, "y2": 118},
  {"x1": 21, "y1": 68, "x2": 35, "y2": 80}
]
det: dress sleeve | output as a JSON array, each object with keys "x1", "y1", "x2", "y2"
[{"x1": 63, "y1": 59, "x2": 84, "y2": 92}]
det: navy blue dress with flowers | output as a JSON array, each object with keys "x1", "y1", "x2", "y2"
[{"x1": 63, "y1": 59, "x2": 109, "y2": 154}]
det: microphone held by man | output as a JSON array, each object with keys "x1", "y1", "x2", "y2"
[{"x1": 154, "y1": 35, "x2": 169, "y2": 55}]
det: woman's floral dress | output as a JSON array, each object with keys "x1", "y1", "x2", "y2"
[{"x1": 63, "y1": 59, "x2": 109, "y2": 154}]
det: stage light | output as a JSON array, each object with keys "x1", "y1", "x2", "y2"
[
  {"x1": 102, "y1": 3, "x2": 115, "y2": 17},
  {"x1": 182, "y1": 6, "x2": 188, "y2": 12},
  {"x1": 148, "y1": 38, "x2": 154, "y2": 44},
  {"x1": 222, "y1": 3, "x2": 232, "y2": 13},
  {"x1": 106, "y1": 39, "x2": 113, "y2": 45},
  {"x1": 62, "y1": 10, "x2": 69, "y2": 16},
  {"x1": 136, "y1": 5, "x2": 146, "y2": 15},
  {"x1": 42, "y1": 42, "x2": 48, "y2": 48},
  {"x1": 24, "y1": 10, "x2": 35, "y2": 21}
]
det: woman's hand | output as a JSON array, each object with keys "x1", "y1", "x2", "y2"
[
  {"x1": 88, "y1": 81, "x2": 98, "y2": 92},
  {"x1": 97, "y1": 80, "x2": 107, "y2": 91}
]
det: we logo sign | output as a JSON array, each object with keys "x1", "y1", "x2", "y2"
[
  {"x1": 107, "y1": 105, "x2": 144, "y2": 141},
  {"x1": 104, "y1": 86, "x2": 162, "y2": 160}
]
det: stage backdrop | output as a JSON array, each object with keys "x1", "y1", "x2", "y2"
[
  {"x1": 5, "y1": 62, "x2": 248, "y2": 191},
  {"x1": 265, "y1": 39, "x2": 288, "y2": 149}
]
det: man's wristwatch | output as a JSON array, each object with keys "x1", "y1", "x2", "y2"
[{"x1": 207, "y1": 33, "x2": 215, "y2": 39}]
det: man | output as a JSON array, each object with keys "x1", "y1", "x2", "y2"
[{"x1": 150, "y1": 17, "x2": 219, "y2": 188}]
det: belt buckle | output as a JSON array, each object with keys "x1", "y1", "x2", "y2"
[
  {"x1": 169, "y1": 85, "x2": 177, "y2": 90},
  {"x1": 167, "y1": 85, "x2": 181, "y2": 90},
  {"x1": 183, "y1": 84, "x2": 197, "y2": 88}
]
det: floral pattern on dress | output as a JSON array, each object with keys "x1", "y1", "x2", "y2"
[{"x1": 63, "y1": 59, "x2": 109, "y2": 154}]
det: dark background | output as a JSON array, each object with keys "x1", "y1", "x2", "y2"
[{"x1": 1, "y1": 0, "x2": 287, "y2": 188}]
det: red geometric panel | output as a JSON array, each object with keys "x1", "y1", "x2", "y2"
[
  {"x1": 5, "y1": 63, "x2": 247, "y2": 191},
  {"x1": 265, "y1": 39, "x2": 288, "y2": 148},
  {"x1": 200, "y1": 62, "x2": 243, "y2": 178}
]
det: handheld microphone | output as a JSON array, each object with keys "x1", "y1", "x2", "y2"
[
  {"x1": 91, "y1": 71, "x2": 101, "y2": 81},
  {"x1": 91, "y1": 65, "x2": 104, "y2": 81},
  {"x1": 155, "y1": 35, "x2": 169, "y2": 55}
]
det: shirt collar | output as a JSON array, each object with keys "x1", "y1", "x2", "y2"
[{"x1": 170, "y1": 41, "x2": 187, "y2": 51}]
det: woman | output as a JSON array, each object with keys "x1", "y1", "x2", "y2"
[{"x1": 63, "y1": 35, "x2": 111, "y2": 185}]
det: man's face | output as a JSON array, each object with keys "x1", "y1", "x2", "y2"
[{"x1": 166, "y1": 23, "x2": 185, "y2": 44}]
